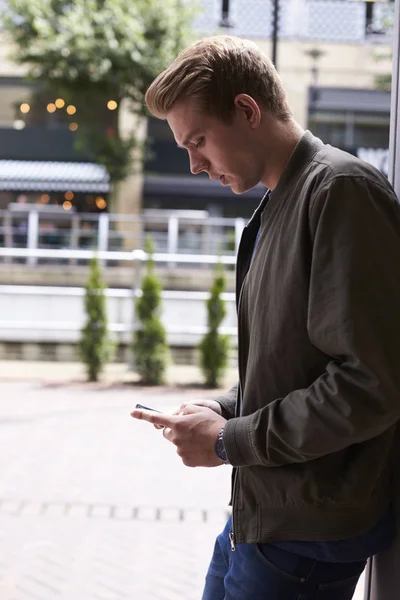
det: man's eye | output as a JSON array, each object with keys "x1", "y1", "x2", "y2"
[{"x1": 195, "y1": 138, "x2": 204, "y2": 148}]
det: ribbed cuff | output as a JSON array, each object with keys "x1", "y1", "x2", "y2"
[{"x1": 223, "y1": 415, "x2": 260, "y2": 467}]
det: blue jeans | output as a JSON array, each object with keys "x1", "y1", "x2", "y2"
[{"x1": 202, "y1": 518, "x2": 367, "y2": 600}]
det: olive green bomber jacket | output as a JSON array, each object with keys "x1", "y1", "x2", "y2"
[{"x1": 215, "y1": 131, "x2": 400, "y2": 545}]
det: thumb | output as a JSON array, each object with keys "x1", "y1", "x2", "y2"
[{"x1": 130, "y1": 408, "x2": 179, "y2": 428}]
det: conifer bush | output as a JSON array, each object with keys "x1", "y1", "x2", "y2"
[
  {"x1": 79, "y1": 257, "x2": 114, "y2": 382},
  {"x1": 199, "y1": 263, "x2": 230, "y2": 388},
  {"x1": 133, "y1": 237, "x2": 169, "y2": 385}
]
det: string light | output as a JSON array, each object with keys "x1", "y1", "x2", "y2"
[
  {"x1": 69, "y1": 122, "x2": 78, "y2": 131},
  {"x1": 66, "y1": 105, "x2": 76, "y2": 115},
  {"x1": 40, "y1": 194, "x2": 50, "y2": 203},
  {"x1": 55, "y1": 98, "x2": 65, "y2": 108},
  {"x1": 96, "y1": 197, "x2": 107, "y2": 210},
  {"x1": 63, "y1": 200, "x2": 72, "y2": 211},
  {"x1": 47, "y1": 103, "x2": 56, "y2": 113},
  {"x1": 64, "y1": 191, "x2": 74, "y2": 201},
  {"x1": 13, "y1": 120, "x2": 25, "y2": 130},
  {"x1": 107, "y1": 100, "x2": 118, "y2": 110},
  {"x1": 20, "y1": 103, "x2": 30, "y2": 113}
]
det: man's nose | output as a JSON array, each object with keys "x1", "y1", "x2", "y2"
[{"x1": 189, "y1": 153, "x2": 207, "y2": 175}]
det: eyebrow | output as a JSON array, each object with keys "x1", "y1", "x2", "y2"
[{"x1": 176, "y1": 130, "x2": 202, "y2": 149}]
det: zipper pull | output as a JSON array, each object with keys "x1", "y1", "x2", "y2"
[{"x1": 229, "y1": 531, "x2": 236, "y2": 552}]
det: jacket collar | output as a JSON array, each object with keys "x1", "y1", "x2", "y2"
[
  {"x1": 260, "y1": 131, "x2": 324, "y2": 222},
  {"x1": 246, "y1": 131, "x2": 323, "y2": 229},
  {"x1": 246, "y1": 189, "x2": 271, "y2": 229}
]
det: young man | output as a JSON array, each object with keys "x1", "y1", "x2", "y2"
[{"x1": 131, "y1": 36, "x2": 400, "y2": 599}]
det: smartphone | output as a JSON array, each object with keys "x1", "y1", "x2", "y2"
[{"x1": 135, "y1": 403, "x2": 163, "y2": 413}]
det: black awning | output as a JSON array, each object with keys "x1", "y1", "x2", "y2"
[{"x1": 0, "y1": 160, "x2": 110, "y2": 193}]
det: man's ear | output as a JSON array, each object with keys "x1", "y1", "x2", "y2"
[{"x1": 233, "y1": 94, "x2": 261, "y2": 128}]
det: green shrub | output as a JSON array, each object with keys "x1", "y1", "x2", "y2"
[
  {"x1": 133, "y1": 237, "x2": 169, "y2": 384},
  {"x1": 199, "y1": 263, "x2": 230, "y2": 388},
  {"x1": 79, "y1": 256, "x2": 114, "y2": 382}
]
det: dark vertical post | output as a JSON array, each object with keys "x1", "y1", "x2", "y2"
[
  {"x1": 220, "y1": 0, "x2": 233, "y2": 28},
  {"x1": 365, "y1": 4, "x2": 400, "y2": 599},
  {"x1": 365, "y1": 1, "x2": 374, "y2": 34},
  {"x1": 272, "y1": 0, "x2": 279, "y2": 69}
]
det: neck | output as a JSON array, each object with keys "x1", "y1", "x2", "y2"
[{"x1": 259, "y1": 117, "x2": 304, "y2": 190}]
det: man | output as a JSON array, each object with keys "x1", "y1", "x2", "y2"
[{"x1": 131, "y1": 35, "x2": 400, "y2": 599}]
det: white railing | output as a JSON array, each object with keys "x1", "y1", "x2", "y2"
[
  {"x1": 0, "y1": 246, "x2": 237, "y2": 275},
  {"x1": 0, "y1": 206, "x2": 245, "y2": 262},
  {"x1": 0, "y1": 249, "x2": 237, "y2": 346}
]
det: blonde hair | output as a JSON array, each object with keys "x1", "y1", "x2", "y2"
[{"x1": 145, "y1": 35, "x2": 292, "y2": 123}]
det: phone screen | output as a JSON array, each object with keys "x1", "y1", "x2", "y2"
[{"x1": 135, "y1": 403, "x2": 163, "y2": 413}]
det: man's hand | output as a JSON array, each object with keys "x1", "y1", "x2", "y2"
[
  {"x1": 175, "y1": 399, "x2": 222, "y2": 416},
  {"x1": 130, "y1": 404, "x2": 227, "y2": 468}
]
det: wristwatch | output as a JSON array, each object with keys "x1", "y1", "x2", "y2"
[{"x1": 214, "y1": 426, "x2": 230, "y2": 464}]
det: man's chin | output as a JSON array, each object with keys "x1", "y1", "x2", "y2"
[
  {"x1": 229, "y1": 182, "x2": 254, "y2": 195},
  {"x1": 220, "y1": 176, "x2": 256, "y2": 195}
]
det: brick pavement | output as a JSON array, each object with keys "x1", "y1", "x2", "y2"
[{"x1": 0, "y1": 365, "x2": 365, "y2": 599}]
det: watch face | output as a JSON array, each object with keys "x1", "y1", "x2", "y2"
[{"x1": 215, "y1": 434, "x2": 228, "y2": 462}]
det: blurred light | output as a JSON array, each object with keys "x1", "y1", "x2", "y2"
[
  {"x1": 66, "y1": 105, "x2": 76, "y2": 115},
  {"x1": 55, "y1": 98, "x2": 65, "y2": 108},
  {"x1": 69, "y1": 122, "x2": 78, "y2": 131},
  {"x1": 96, "y1": 197, "x2": 107, "y2": 210},
  {"x1": 20, "y1": 103, "x2": 30, "y2": 113},
  {"x1": 47, "y1": 103, "x2": 56, "y2": 113},
  {"x1": 107, "y1": 100, "x2": 118, "y2": 110},
  {"x1": 40, "y1": 194, "x2": 50, "y2": 204},
  {"x1": 13, "y1": 119, "x2": 25, "y2": 130},
  {"x1": 63, "y1": 200, "x2": 72, "y2": 211},
  {"x1": 64, "y1": 191, "x2": 74, "y2": 201}
]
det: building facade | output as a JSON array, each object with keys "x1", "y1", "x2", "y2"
[{"x1": 0, "y1": 0, "x2": 394, "y2": 220}]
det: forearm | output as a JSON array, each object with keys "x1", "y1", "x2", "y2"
[{"x1": 223, "y1": 358, "x2": 400, "y2": 467}]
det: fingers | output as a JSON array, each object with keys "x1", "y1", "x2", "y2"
[
  {"x1": 173, "y1": 403, "x2": 194, "y2": 416},
  {"x1": 177, "y1": 402, "x2": 207, "y2": 414},
  {"x1": 162, "y1": 427, "x2": 173, "y2": 441},
  {"x1": 178, "y1": 400, "x2": 222, "y2": 416},
  {"x1": 130, "y1": 408, "x2": 179, "y2": 429},
  {"x1": 180, "y1": 403, "x2": 204, "y2": 415}
]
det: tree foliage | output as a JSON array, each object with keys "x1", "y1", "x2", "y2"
[
  {"x1": 1, "y1": 0, "x2": 197, "y2": 183},
  {"x1": 199, "y1": 263, "x2": 230, "y2": 388},
  {"x1": 79, "y1": 256, "x2": 114, "y2": 382},
  {"x1": 133, "y1": 236, "x2": 169, "y2": 385}
]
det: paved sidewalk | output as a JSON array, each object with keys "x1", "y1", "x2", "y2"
[
  {"x1": 0, "y1": 360, "x2": 238, "y2": 389},
  {"x1": 0, "y1": 362, "x2": 365, "y2": 599}
]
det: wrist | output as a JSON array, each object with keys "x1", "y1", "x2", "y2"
[{"x1": 214, "y1": 426, "x2": 230, "y2": 464}]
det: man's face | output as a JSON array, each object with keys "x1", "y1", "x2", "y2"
[{"x1": 166, "y1": 97, "x2": 262, "y2": 194}]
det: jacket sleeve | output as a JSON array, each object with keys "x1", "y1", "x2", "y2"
[
  {"x1": 213, "y1": 383, "x2": 238, "y2": 420},
  {"x1": 224, "y1": 175, "x2": 400, "y2": 467}
]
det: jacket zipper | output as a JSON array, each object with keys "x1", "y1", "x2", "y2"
[
  {"x1": 229, "y1": 192, "x2": 269, "y2": 552},
  {"x1": 229, "y1": 217, "x2": 257, "y2": 552},
  {"x1": 229, "y1": 277, "x2": 248, "y2": 552}
]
